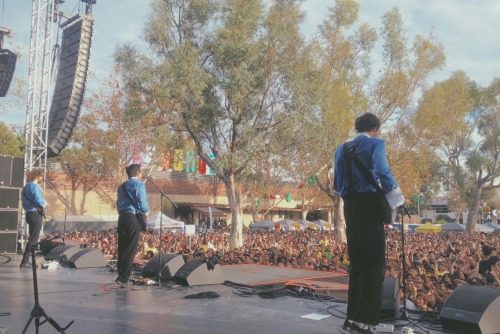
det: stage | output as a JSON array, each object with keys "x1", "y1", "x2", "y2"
[{"x1": 0, "y1": 254, "x2": 455, "y2": 334}]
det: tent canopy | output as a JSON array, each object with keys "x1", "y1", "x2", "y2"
[
  {"x1": 44, "y1": 215, "x2": 119, "y2": 233},
  {"x1": 415, "y1": 222, "x2": 442, "y2": 233},
  {"x1": 441, "y1": 222, "x2": 466, "y2": 232},
  {"x1": 312, "y1": 219, "x2": 334, "y2": 230},
  {"x1": 250, "y1": 220, "x2": 275, "y2": 230},
  {"x1": 276, "y1": 219, "x2": 302, "y2": 230},
  {"x1": 146, "y1": 212, "x2": 184, "y2": 229},
  {"x1": 475, "y1": 224, "x2": 494, "y2": 233},
  {"x1": 484, "y1": 222, "x2": 500, "y2": 231},
  {"x1": 193, "y1": 206, "x2": 226, "y2": 216}
]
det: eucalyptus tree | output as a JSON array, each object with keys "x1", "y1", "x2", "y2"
[
  {"x1": 300, "y1": 1, "x2": 444, "y2": 241},
  {"x1": 114, "y1": 0, "x2": 317, "y2": 248},
  {"x1": 57, "y1": 66, "x2": 161, "y2": 211},
  {"x1": 414, "y1": 73, "x2": 500, "y2": 231}
]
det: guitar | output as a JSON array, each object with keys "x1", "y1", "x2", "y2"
[{"x1": 37, "y1": 207, "x2": 46, "y2": 219}]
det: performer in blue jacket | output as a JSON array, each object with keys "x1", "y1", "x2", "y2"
[
  {"x1": 20, "y1": 169, "x2": 47, "y2": 268},
  {"x1": 115, "y1": 163, "x2": 149, "y2": 288},
  {"x1": 334, "y1": 113, "x2": 403, "y2": 334}
]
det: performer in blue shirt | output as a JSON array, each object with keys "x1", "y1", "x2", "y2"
[
  {"x1": 334, "y1": 113, "x2": 403, "y2": 334},
  {"x1": 115, "y1": 164, "x2": 149, "y2": 288},
  {"x1": 20, "y1": 169, "x2": 47, "y2": 268}
]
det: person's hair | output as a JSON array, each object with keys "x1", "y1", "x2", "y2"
[
  {"x1": 125, "y1": 164, "x2": 141, "y2": 178},
  {"x1": 26, "y1": 169, "x2": 43, "y2": 182},
  {"x1": 481, "y1": 245, "x2": 492, "y2": 256},
  {"x1": 354, "y1": 112, "x2": 381, "y2": 133}
]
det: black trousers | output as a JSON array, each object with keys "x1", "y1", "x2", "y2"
[
  {"x1": 344, "y1": 192, "x2": 386, "y2": 325},
  {"x1": 21, "y1": 211, "x2": 44, "y2": 264},
  {"x1": 117, "y1": 212, "x2": 141, "y2": 284}
]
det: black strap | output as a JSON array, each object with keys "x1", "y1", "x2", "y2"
[
  {"x1": 343, "y1": 140, "x2": 385, "y2": 197},
  {"x1": 120, "y1": 182, "x2": 141, "y2": 212}
]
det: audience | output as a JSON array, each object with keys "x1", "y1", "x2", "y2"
[{"x1": 52, "y1": 225, "x2": 499, "y2": 312}]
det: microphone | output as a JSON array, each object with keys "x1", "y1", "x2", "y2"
[{"x1": 143, "y1": 175, "x2": 154, "y2": 180}]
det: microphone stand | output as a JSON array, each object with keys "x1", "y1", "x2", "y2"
[
  {"x1": 44, "y1": 179, "x2": 72, "y2": 257},
  {"x1": 145, "y1": 178, "x2": 177, "y2": 285},
  {"x1": 388, "y1": 205, "x2": 429, "y2": 334},
  {"x1": 22, "y1": 236, "x2": 74, "y2": 333}
]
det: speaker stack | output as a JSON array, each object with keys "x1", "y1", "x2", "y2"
[{"x1": 0, "y1": 155, "x2": 23, "y2": 254}]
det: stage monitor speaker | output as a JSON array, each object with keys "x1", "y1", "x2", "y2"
[
  {"x1": 0, "y1": 188, "x2": 20, "y2": 209},
  {"x1": 47, "y1": 14, "x2": 94, "y2": 157},
  {"x1": 45, "y1": 244, "x2": 79, "y2": 261},
  {"x1": 0, "y1": 49, "x2": 17, "y2": 97},
  {"x1": 0, "y1": 156, "x2": 24, "y2": 187},
  {"x1": 66, "y1": 248, "x2": 106, "y2": 268},
  {"x1": 439, "y1": 285, "x2": 500, "y2": 334},
  {"x1": 0, "y1": 210, "x2": 19, "y2": 231},
  {"x1": 0, "y1": 232, "x2": 17, "y2": 253},
  {"x1": 174, "y1": 257, "x2": 225, "y2": 286},
  {"x1": 142, "y1": 253, "x2": 186, "y2": 279},
  {"x1": 380, "y1": 277, "x2": 401, "y2": 320}
]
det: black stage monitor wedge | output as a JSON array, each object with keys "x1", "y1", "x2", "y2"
[
  {"x1": 174, "y1": 258, "x2": 225, "y2": 286},
  {"x1": 0, "y1": 49, "x2": 17, "y2": 97},
  {"x1": 380, "y1": 277, "x2": 401, "y2": 320},
  {"x1": 66, "y1": 248, "x2": 106, "y2": 268},
  {"x1": 45, "y1": 244, "x2": 79, "y2": 261},
  {"x1": 439, "y1": 285, "x2": 500, "y2": 334},
  {"x1": 142, "y1": 253, "x2": 186, "y2": 279}
]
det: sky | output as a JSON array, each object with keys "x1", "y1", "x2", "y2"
[{"x1": 1, "y1": 0, "x2": 499, "y2": 127}]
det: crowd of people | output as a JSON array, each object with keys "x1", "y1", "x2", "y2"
[{"x1": 57, "y1": 226, "x2": 500, "y2": 312}]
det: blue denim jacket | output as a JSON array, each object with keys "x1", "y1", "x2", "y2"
[
  {"x1": 22, "y1": 182, "x2": 47, "y2": 212},
  {"x1": 116, "y1": 177, "x2": 149, "y2": 213},
  {"x1": 333, "y1": 133, "x2": 399, "y2": 199}
]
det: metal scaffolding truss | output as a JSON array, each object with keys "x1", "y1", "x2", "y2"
[{"x1": 24, "y1": 0, "x2": 55, "y2": 176}]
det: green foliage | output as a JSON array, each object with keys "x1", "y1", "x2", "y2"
[
  {"x1": 435, "y1": 219, "x2": 448, "y2": 225},
  {"x1": 0, "y1": 122, "x2": 23, "y2": 156}
]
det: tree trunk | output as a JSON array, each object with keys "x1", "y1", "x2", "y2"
[
  {"x1": 224, "y1": 174, "x2": 244, "y2": 249},
  {"x1": 333, "y1": 194, "x2": 347, "y2": 243},
  {"x1": 466, "y1": 185, "x2": 483, "y2": 232}
]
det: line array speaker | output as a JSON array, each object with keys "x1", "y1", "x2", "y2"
[
  {"x1": 142, "y1": 253, "x2": 186, "y2": 279},
  {"x1": 439, "y1": 285, "x2": 500, "y2": 334},
  {"x1": 0, "y1": 49, "x2": 17, "y2": 97},
  {"x1": 380, "y1": 277, "x2": 401, "y2": 320},
  {"x1": 47, "y1": 14, "x2": 94, "y2": 157},
  {"x1": 0, "y1": 232, "x2": 17, "y2": 253},
  {"x1": 0, "y1": 155, "x2": 24, "y2": 187},
  {"x1": 0, "y1": 210, "x2": 19, "y2": 231},
  {"x1": 174, "y1": 257, "x2": 225, "y2": 286}
]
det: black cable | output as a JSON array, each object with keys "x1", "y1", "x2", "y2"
[{"x1": 0, "y1": 254, "x2": 11, "y2": 264}]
